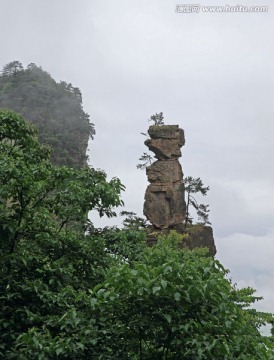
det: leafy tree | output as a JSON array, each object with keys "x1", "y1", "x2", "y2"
[
  {"x1": 1, "y1": 61, "x2": 23, "y2": 77},
  {"x1": 136, "y1": 152, "x2": 153, "y2": 170},
  {"x1": 0, "y1": 61, "x2": 95, "y2": 168},
  {"x1": 91, "y1": 231, "x2": 274, "y2": 359},
  {"x1": 0, "y1": 109, "x2": 124, "y2": 358},
  {"x1": 120, "y1": 211, "x2": 148, "y2": 229},
  {"x1": 137, "y1": 112, "x2": 164, "y2": 169},
  {"x1": 90, "y1": 225, "x2": 147, "y2": 265},
  {"x1": 184, "y1": 176, "x2": 211, "y2": 227},
  {"x1": 1, "y1": 110, "x2": 273, "y2": 359},
  {"x1": 149, "y1": 112, "x2": 165, "y2": 125}
]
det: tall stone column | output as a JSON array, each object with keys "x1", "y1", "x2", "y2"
[
  {"x1": 143, "y1": 124, "x2": 216, "y2": 256},
  {"x1": 143, "y1": 125, "x2": 186, "y2": 230}
]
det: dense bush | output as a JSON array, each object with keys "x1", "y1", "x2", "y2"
[{"x1": 0, "y1": 110, "x2": 273, "y2": 359}]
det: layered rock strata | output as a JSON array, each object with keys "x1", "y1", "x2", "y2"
[
  {"x1": 143, "y1": 125, "x2": 186, "y2": 229},
  {"x1": 143, "y1": 124, "x2": 216, "y2": 256}
]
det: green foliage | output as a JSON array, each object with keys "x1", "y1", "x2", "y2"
[
  {"x1": 0, "y1": 110, "x2": 124, "y2": 358},
  {"x1": 137, "y1": 152, "x2": 153, "y2": 170},
  {"x1": 184, "y1": 176, "x2": 211, "y2": 227},
  {"x1": 137, "y1": 112, "x2": 164, "y2": 169},
  {"x1": 91, "y1": 231, "x2": 274, "y2": 358},
  {"x1": 0, "y1": 61, "x2": 95, "y2": 168},
  {"x1": 90, "y1": 226, "x2": 147, "y2": 264},
  {"x1": 1, "y1": 110, "x2": 273, "y2": 359},
  {"x1": 120, "y1": 211, "x2": 148, "y2": 229},
  {"x1": 2, "y1": 61, "x2": 23, "y2": 77},
  {"x1": 149, "y1": 112, "x2": 165, "y2": 125}
]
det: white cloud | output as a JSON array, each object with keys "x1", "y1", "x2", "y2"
[
  {"x1": 216, "y1": 230, "x2": 274, "y2": 312},
  {"x1": 209, "y1": 178, "x2": 274, "y2": 237}
]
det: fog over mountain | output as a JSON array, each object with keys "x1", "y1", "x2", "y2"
[{"x1": 1, "y1": 0, "x2": 273, "y2": 313}]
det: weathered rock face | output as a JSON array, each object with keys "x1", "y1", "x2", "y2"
[
  {"x1": 143, "y1": 124, "x2": 216, "y2": 256},
  {"x1": 146, "y1": 226, "x2": 217, "y2": 256},
  {"x1": 182, "y1": 226, "x2": 216, "y2": 255},
  {"x1": 145, "y1": 125, "x2": 185, "y2": 160},
  {"x1": 143, "y1": 125, "x2": 186, "y2": 229}
]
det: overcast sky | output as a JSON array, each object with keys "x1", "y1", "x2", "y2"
[{"x1": 1, "y1": 0, "x2": 274, "y2": 316}]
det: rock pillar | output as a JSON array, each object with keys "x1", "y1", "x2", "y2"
[
  {"x1": 143, "y1": 124, "x2": 216, "y2": 256},
  {"x1": 143, "y1": 125, "x2": 186, "y2": 229}
]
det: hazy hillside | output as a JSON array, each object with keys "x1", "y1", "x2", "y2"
[{"x1": 0, "y1": 61, "x2": 95, "y2": 168}]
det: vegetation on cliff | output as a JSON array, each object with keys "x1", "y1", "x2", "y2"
[
  {"x1": 0, "y1": 109, "x2": 273, "y2": 358},
  {"x1": 0, "y1": 61, "x2": 95, "y2": 168}
]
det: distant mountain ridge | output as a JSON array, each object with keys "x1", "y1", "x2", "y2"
[{"x1": 0, "y1": 61, "x2": 95, "y2": 168}]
